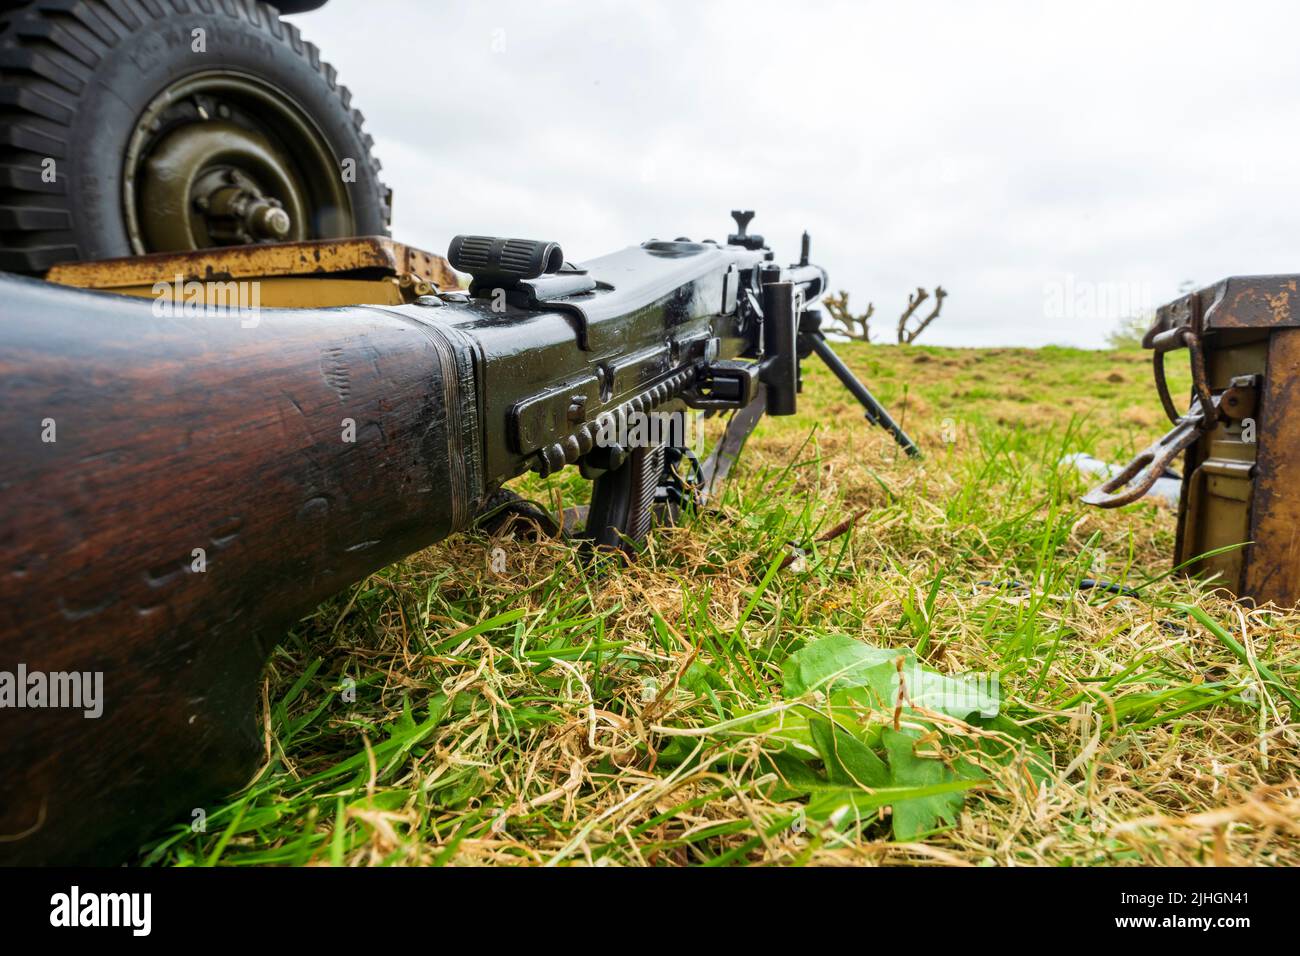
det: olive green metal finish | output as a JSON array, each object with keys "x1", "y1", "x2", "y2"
[
  {"x1": 1091, "y1": 276, "x2": 1300, "y2": 607},
  {"x1": 1175, "y1": 337, "x2": 1266, "y2": 591},
  {"x1": 123, "y1": 72, "x2": 354, "y2": 254},
  {"x1": 390, "y1": 244, "x2": 765, "y2": 489}
]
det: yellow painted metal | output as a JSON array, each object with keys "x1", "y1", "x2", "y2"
[
  {"x1": 44, "y1": 236, "x2": 463, "y2": 308},
  {"x1": 75, "y1": 276, "x2": 416, "y2": 308}
]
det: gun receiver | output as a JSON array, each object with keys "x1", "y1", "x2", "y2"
[{"x1": 0, "y1": 214, "x2": 916, "y2": 863}]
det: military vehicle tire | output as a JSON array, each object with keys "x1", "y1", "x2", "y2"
[{"x1": 0, "y1": 0, "x2": 389, "y2": 273}]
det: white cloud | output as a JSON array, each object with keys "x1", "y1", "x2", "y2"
[{"x1": 292, "y1": 0, "x2": 1300, "y2": 347}]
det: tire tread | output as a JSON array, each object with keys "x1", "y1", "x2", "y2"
[{"x1": 0, "y1": 0, "x2": 390, "y2": 274}]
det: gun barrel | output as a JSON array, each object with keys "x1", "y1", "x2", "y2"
[{"x1": 0, "y1": 275, "x2": 483, "y2": 863}]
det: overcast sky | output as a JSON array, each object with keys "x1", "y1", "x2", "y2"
[{"x1": 293, "y1": 1, "x2": 1300, "y2": 347}]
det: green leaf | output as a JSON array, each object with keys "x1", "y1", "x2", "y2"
[
  {"x1": 805, "y1": 779, "x2": 980, "y2": 827},
  {"x1": 730, "y1": 690, "x2": 891, "y2": 758},
  {"x1": 681, "y1": 660, "x2": 727, "y2": 694},
  {"x1": 761, "y1": 752, "x2": 832, "y2": 800},
  {"x1": 782, "y1": 634, "x2": 1000, "y2": 722},
  {"x1": 782, "y1": 633, "x2": 909, "y2": 698},
  {"x1": 810, "y1": 716, "x2": 889, "y2": 787},
  {"x1": 882, "y1": 727, "x2": 968, "y2": 840},
  {"x1": 904, "y1": 668, "x2": 1000, "y2": 721}
]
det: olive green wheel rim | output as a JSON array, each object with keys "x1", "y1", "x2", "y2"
[{"x1": 123, "y1": 71, "x2": 355, "y2": 254}]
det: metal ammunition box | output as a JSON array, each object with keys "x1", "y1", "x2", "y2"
[{"x1": 1148, "y1": 277, "x2": 1300, "y2": 606}]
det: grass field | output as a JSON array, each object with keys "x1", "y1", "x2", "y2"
[{"x1": 140, "y1": 343, "x2": 1300, "y2": 866}]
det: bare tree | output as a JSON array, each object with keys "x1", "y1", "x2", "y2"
[
  {"x1": 896, "y1": 285, "x2": 947, "y2": 344},
  {"x1": 823, "y1": 290, "x2": 875, "y2": 341},
  {"x1": 823, "y1": 286, "x2": 949, "y2": 344}
]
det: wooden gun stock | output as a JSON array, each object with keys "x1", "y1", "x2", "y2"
[
  {"x1": 0, "y1": 277, "x2": 482, "y2": 864},
  {"x1": 0, "y1": 221, "x2": 868, "y2": 863}
]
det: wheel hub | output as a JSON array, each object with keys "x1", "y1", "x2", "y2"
[
  {"x1": 136, "y1": 121, "x2": 307, "y2": 251},
  {"x1": 190, "y1": 164, "x2": 295, "y2": 246},
  {"x1": 123, "y1": 72, "x2": 355, "y2": 255}
]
